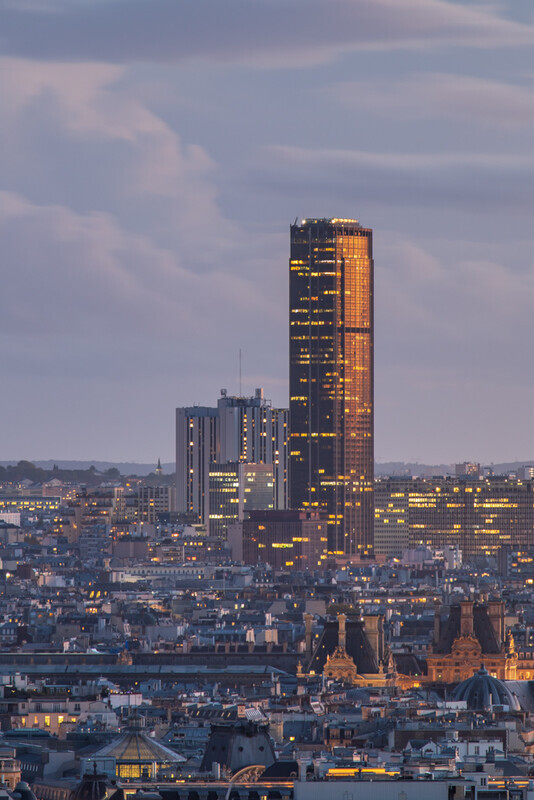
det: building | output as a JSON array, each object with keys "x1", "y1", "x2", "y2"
[
  {"x1": 289, "y1": 218, "x2": 374, "y2": 556},
  {"x1": 374, "y1": 476, "x2": 534, "y2": 561},
  {"x1": 137, "y1": 486, "x2": 176, "y2": 524},
  {"x1": 83, "y1": 719, "x2": 186, "y2": 780},
  {"x1": 239, "y1": 509, "x2": 327, "y2": 571},
  {"x1": 175, "y1": 405, "x2": 218, "y2": 528},
  {"x1": 208, "y1": 463, "x2": 274, "y2": 540},
  {"x1": 427, "y1": 599, "x2": 514, "y2": 683},
  {"x1": 217, "y1": 389, "x2": 288, "y2": 510},
  {"x1": 455, "y1": 462, "x2": 481, "y2": 478},
  {"x1": 199, "y1": 722, "x2": 275, "y2": 774},
  {"x1": 303, "y1": 613, "x2": 389, "y2": 688},
  {"x1": 0, "y1": 748, "x2": 21, "y2": 791},
  {"x1": 176, "y1": 390, "x2": 288, "y2": 530}
]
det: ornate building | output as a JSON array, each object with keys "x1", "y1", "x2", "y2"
[
  {"x1": 426, "y1": 600, "x2": 517, "y2": 683},
  {"x1": 302, "y1": 601, "x2": 534, "y2": 693},
  {"x1": 305, "y1": 614, "x2": 391, "y2": 688}
]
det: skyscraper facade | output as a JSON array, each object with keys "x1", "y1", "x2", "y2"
[
  {"x1": 176, "y1": 390, "x2": 288, "y2": 529},
  {"x1": 374, "y1": 476, "x2": 534, "y2": 561},
  {"x1": 175, "y1": 406, "x2": 218, "y2": 528},
  {"x1": 208, "y1": 462, "x2": 274, "y2": 540},
  {"x1": 217, "y1": 389, "x2": 288, "y2": 510},
  {"x1": 289, "y1": 218, "x2": 374, "y2": 555}
]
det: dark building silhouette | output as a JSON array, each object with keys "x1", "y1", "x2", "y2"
[
  {"x1": 289, "y1": 218, "x2": 373, "y2": 555},
  {"x1": 200, "y1": 722, "x2": 275, "y2": 774}
]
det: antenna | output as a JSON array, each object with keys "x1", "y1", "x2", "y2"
[{"x1": 239, "y1": 348, "x2": 242, "y2": 396}]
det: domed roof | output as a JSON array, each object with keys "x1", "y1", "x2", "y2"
[
  {"x1": 71, "y1": 767, "x2": 109, "y2": 800},
  {"x1": 92, "y1": 730, "x2": 185, "y2": 765},
  {"x1": 13, "y1": 782, "x2": 37, "y2": 800},
  {"x1": 453, "y1": 665, "x2": 520, "y2": 711}
]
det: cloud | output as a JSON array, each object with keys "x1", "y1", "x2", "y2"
[
  {"x1": 377, "y1": 234, "x2": 534, "y2": 368},
  {"x1": 328, "y1": 73, "x2": 534, "y2": 127},
  {"x1": 245, "y1": 144, "x2": 534, "y2": 217},
  {"x1": 0, "y1": 186, "x2": 289, "y2": 458},
  {"x1": 1, "y1": 0, "x2": 533, "y2": 67},
  {"x1": 1, "y1": 4, "x2": 533, "y2": 462},
  {"x1": 0, "y1": 190, "x2": 281, "y2": 349},
  {"x1": 0, "y1": 58, "x2": 241, "y2": 270},
  {"x1": 374, "y1": 233, "x2": 534, "y2": 462}
]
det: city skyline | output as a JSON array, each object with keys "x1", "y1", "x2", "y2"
[{"x1": 1, "y1": 2, "x2": 534, "y2": 463}]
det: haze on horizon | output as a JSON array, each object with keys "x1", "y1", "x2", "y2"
[{"x1": 1, "y1": 0, "x2": 533, "y2": 465}]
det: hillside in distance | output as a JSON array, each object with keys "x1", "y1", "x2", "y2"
[{"x1": 0, "y1": 460, "x2": 175, "y2": 478}]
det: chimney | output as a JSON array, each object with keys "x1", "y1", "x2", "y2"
[
  {"x1": 338, "y1": 613, "x2": 347, "y2": 649},
  {"x1": 434, "y1": 599, "x2": 442, "y2": 645},
  {"x1": 304, "y1": 613, "x2": 313, "y2": 658},
  {"x1": 460, "y1": 600, "x2": 474, "y2": 636},
  {"x1": 487, "y1": 600, "x2": 504, "y2": 647},
  {"x1": 363, "y1": 615, "x2": 382, "y2": 664}
]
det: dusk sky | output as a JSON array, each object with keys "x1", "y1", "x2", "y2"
[{"x1": 2, "y1": 0, "x2": 534, "y2": 465}]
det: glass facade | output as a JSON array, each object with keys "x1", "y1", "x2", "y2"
[
  {"x1": 209, "y1": 462, "x2": 274, "y2": 540},
  {"x1": 176, "y1": 392, "x2": 288, "y2": 527},
  {"x1": 289, "y1": 218, "x2": 374, "y2": 555},
  {"x1": 374, "y1": 476, "x2": 534, "y2": 560}
]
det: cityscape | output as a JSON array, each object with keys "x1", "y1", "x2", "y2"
[
  {"x1": 2, "y1": 4, "x2": 534, "y2": 800},
  {"x1": 0, "y1": 216, "x2": 534, "y2": 800}
]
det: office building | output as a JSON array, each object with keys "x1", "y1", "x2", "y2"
[
  {"x1": 374, "y1": 476, "x2": 534, "y2": 561},
  {"x1": 208, "y1": 462, "x2": 274, "y2": 540},
  {"x1": 137, "y1": 486, "x2": 176, "y2": 524},
  {"x1": 289, "y1": 218, "x2": 374, "y2": 555},
  {"x1": 455, "y1": 462, "x2": 481, "y2": 478},
  {"x1": 176, "y1": 390, "x2": 288, "y2": 531},
  {"x1": 175, "y1": 406, "x2": 218, "y2": 528},
  {"x1": 217, "y1": 389, "x2": 288, "y2": 509},
  {"x1": 239, "y1": 509, "x2": 327, "y2": 571}
]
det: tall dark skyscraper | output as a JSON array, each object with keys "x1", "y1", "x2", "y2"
[{"x1": 289, "y1": 218, "x2": 374, "y2": 556}]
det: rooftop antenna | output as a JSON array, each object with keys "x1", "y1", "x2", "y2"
[{"x1": 239, "y1": 348, "x2": 242, "y2": 396}]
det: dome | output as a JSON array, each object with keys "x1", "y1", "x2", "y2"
[
  {"x1": 13, "y1": 783, "x2": 37, "y2": 800},
  {"x1": 71, "y1": 768, "x2": 109, "y2": 800},
  {"x1": 90, "y1": 729, "x2": 186, "y2": 780},
  {"x1": 453, "y1": 665, "x2": 521, "y2": 711}
]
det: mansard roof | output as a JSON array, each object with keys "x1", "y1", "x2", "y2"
[
  {"x1": 308, "y1": 619, "x2": 378, "y2": 674},
  {"x1": 434, "y1": 604, "x2": 501, "y2": 655}
]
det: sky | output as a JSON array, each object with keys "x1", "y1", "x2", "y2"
[{"x1": 1, "y1": 0, "x2": 534, "y2": 465}]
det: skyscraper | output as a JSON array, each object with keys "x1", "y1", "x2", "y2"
[
  {"x1": 176, "y1": 389, "x2": 288, "y2": 529},
  {"x1": 176, "y1": 405, "x2": 218, "y2": 528},
  {"x1": 289, "y1": 218, "x2": 374, "y2": 555}
]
